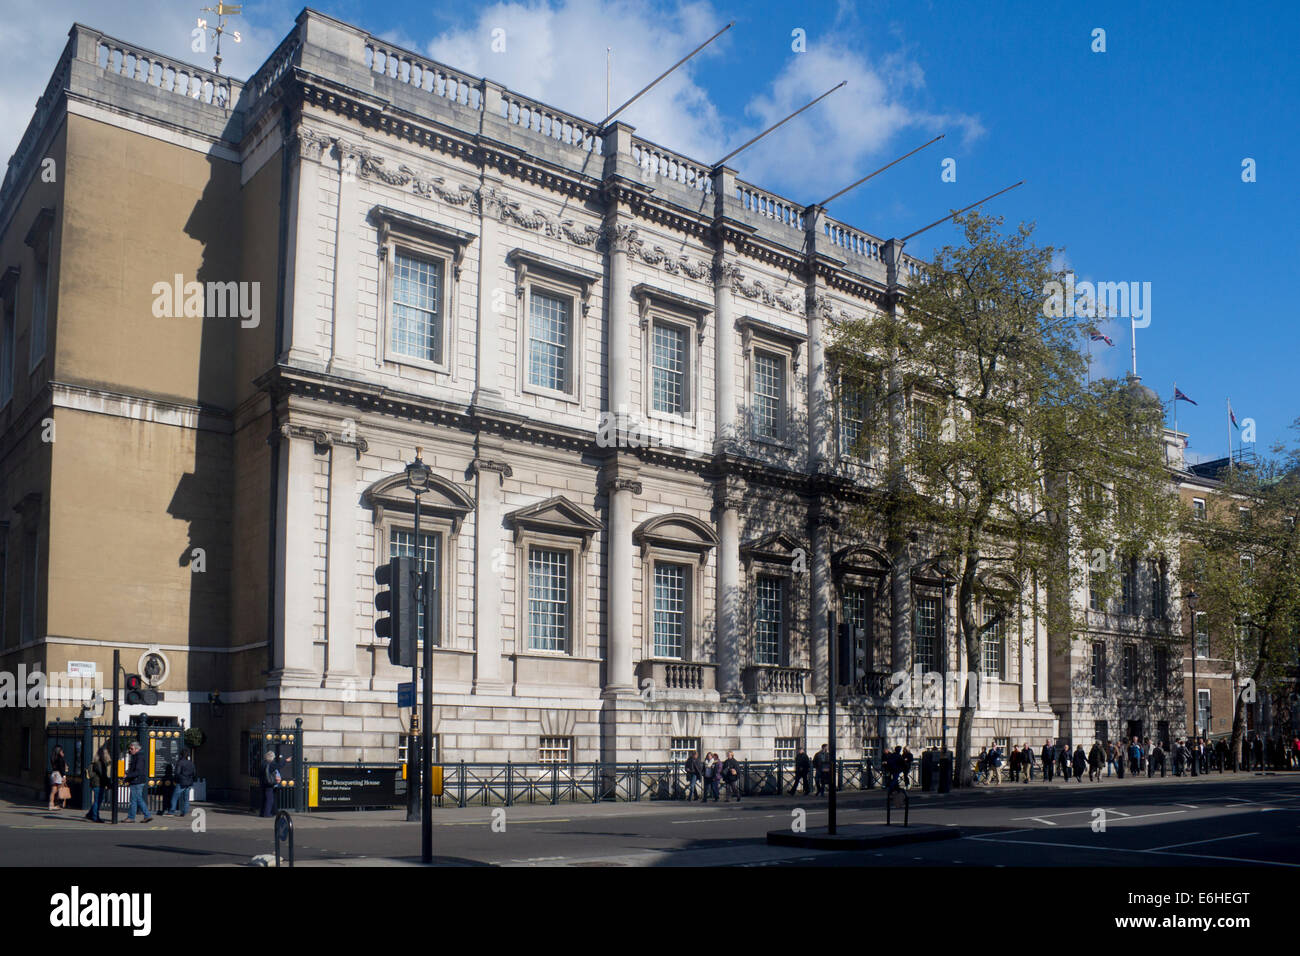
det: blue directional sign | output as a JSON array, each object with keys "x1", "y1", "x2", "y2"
[{"x1": 397, "y1": 682, "x2": 414, "y2": 708}]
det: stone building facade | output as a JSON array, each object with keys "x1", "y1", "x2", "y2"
[{"x1": 0, "y1": 10, "x2": 1067, "y2": 796}]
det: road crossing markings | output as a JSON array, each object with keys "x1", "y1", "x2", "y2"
[{"x1": 1146, "y1": 832, "x2": 1258, "y2": 851}]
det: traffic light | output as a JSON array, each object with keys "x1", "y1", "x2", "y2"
[
  {"x1": 836, "y1": 623, "x2": 867, "y2": 687},
  {"x1": 124, "y1": 674, "x2": 158, "y2": 706},
  {"x1": 375, "y1": 556, "x2": 416, "y2": 666}
]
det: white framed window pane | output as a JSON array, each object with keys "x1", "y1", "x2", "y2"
[
  {"x1": 389, "y1": 528, "x2": 440, "y2": 646},
  {"x1": 839, "y1": 383, "x2": 867, "y2": 456},
  {"x1": 981, "y1": 605, "x2": 1003, "y2": 677},
  {"x1": 911, "y1": 402, "x2": 936, "y2": 447},
  {"x1": 651, "y1": 321, "x2": 687, "y2": 414},
  {"x1": 1091, "y1": 642, "x2": 1105, "y2": 689},
  {"x1": 528, "y1": 547, "x2": 570, "y2": 651},
  {"x1": 774, "y1": 737, "x2": 799, "y2": 762},
  {"x1": 914, "y1": 596, "x2": 938, "y2": 672},
  {"x1": 752, "y1": 351, "x2": 784, "y2": 440},
  {"x1": 844, "y1": 584, "x2": 872, "y2": 676},
  {"x1": 653, "y1": 562, "x2": 686, "y2": 658},
  {"x1": 1196, "y1": 690, "x2": 1211, "y2": 735},
  {"x1": 539, "y1": 736, "x2": 572, "y2": 764},
  {"x1": 754, "y1": 576, "x2": 783, "y2": 665},
  {"x1": 391, "y1": 253, "x2": 442, "y2": 362},
  {"x1": 1195, "y1": 612, "x2": 1209, "y2": 657},
  {"x1": 670, "y1": 737, "x2": 699, "y2": 764},
  {"x1": 528, "y1": 290, "x2": 570, "y2": 391}
]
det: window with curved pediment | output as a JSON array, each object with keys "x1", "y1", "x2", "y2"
[
  {"x1": 362, "y1": 470, "x2": 474, "y2": 652},
  {"x1": 634, "y1": 514, "x2": 718, "y2": 662}
]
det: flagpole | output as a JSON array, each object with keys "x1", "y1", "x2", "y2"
[
  {"x1": 1227, "y1": 398, "x2": 1233, "y2": 467},
  {"x1": 1173, "y1": 381, "x2": 1178, "y2": 439},
  {"x1": 1130, "y1": 315, "x2": 1137, "y2": 377}
]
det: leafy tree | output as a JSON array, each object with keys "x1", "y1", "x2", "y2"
[
  {"x1": 1179, "y1": 425, "x2": 1300, "y2": 762},
  {"x1": 831, "y1": 211, "x2": 1178, "y2": 784}
]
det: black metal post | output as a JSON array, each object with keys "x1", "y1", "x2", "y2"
[
  {"x1": 421, "y1": 569, "x2": 436, "y2": 863},
  {"x1": 407, "y1": 490, "x2": 422, "y2": 823},
  {"x1": 111, "y1": 650, "x2": 119, "y2": 824},
  {"x1": 828, "y1": 609, "x2": 837, "y2": 835}
]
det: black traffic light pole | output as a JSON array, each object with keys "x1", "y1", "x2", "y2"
[
  {"x1": 111, "y1": 649, "x2": 119, "y2": 824},
  {"x1": 828, "y1": 609, "x2": 837, "y2": 835},
  {"x1": 408, "y1": 489, "x2": 422, "y2": 823},
  {"x1": 422, "y1": 570, "x2": 437, "y2": 863}
]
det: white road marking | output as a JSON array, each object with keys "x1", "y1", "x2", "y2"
[
  {"x1": 1028, "y1": 818, "x2": 1058, "y2": 826},
  {"x1": 966, "y1": 834, "x2": 1300, "y2": 867},
  {"x1": 1175, "y1": 804, "x2": 1199, "y2": 809},
  {"x1": 1146, "y1": 832, "x2": 1258, "y2": 851}
]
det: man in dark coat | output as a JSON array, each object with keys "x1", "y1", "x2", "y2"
[
  {"x1": 1058, "y1": 742, "x2": 1071, "y2": 782},
  {"x1": 684, "y1": 750, "x2": 703, "y2": 800},
  {"x1": 1072, "y1": 745, "x2": 1087, "y2": 782},
  {"x1": 165, "y1": 749, "x2": 197, "y2": 816},
  {"x1": 124, "y1": 742, "x2": 153, "y2": 823},
  {"x1": 1041, "y1": 740, "x2": 1055, "y2": 782},
  {"x1": 721, "y1": 751, "x2": 742, "y2": 803},
  {"x1": 788, "y1": 748, "x2": 810, "y2": 796},
  {"x1": 812, "y1": 744, "x2": 831, "y2": 796},
  {"x1": 260, "y1": 751, "x2": 279, "y2": 817}
]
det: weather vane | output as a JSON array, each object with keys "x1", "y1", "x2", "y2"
[{"x1": 197, "y1": 2, "x2": 242, "y2": 75}]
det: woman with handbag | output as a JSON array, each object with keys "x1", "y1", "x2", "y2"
[
  {"x1": 48, "y1": 746, "x2": 70, "y2": 811},
  {"x1": 85, "y1": 746, "x2": 111, "y2": 822}
]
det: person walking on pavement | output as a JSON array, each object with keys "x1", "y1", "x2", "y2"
[
  {"x1": 1106, "y1": 742, "x2": 1117, "y2": 777},
  {"x1": 1142, "y1": 738, "x2": 1153, "y2": 777},
  {"x1": 901, "y1": 746, "x2": 915, "y2": 788},
  {"x1": 124, "y1": 742, "x2": 153, "y2": 823},
  {"x1": 683, "y1": 750, "x2": 703, "y2": 800},
  {"x1": 1152, "y1": 740, "x2": 1165, "y2": 777},
  {"x1": 1058, "y1": 741, "x2": 1071, "y2": 782},
  {"x1": 259, "y1": 750, "x2": 280, "y2": 817},
  {"x1": 85, "y1": 746, "x2": 111, "y2": 822},
  {"x1": 1008, "y1": 745, "x2": 1021, "y2": 783},
  {"x1": 1072, "y1": 744, "x2": 1087, "y2": 782},
  {"x1": 789, "y1": 747, "x2": 811, "y2": 796},
  {"x1": 703, "y1": 752, "x2": 721, "y2": 802},
  {"x1": 1041, "y1": 740, "x2": 1055, "y2": 782},
  {"x1": 813, "y1": 744, "x2": 831, "y2": 796},
  {"x1": 1088, "y1": 740, "x2": 1104, "y2": 782},
  {"x1": 48, "y1": 745, "x2": 70, "y2": 811},
  {"x1": 1020, "y1": 743, "x2": 1035, "y2": 782},
  {"x1": 165, "y1": 749, "x2": 197, "y2": 816},
  {"x1": 721, "y1": 751, "x2": 742, "y2": 803},
  {"x1": 987, "y1": 744, "x2": 1002, "y2": 785}
]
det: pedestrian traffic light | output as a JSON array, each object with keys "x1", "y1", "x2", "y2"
[
  {"x1": 836, "y1": 623, "x2": 866, "y2": 687},
  {"x1": 375, "y1": 556, "x2": 416, "y2": 666},
  {"x1": 124, "y1": 674, "x2": 158, "y2": 706}
]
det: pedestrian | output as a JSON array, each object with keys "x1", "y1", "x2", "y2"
[
  {"x1": 813, "y1": 743, "x2": 831, "y2": 796},
  {"x1": 48, "y1": 745, "x2": 70, "y2": 811},
  {"x1": 721, "y1": 751, "x2": 742, "y2": 803},
  {"x1": 1073, "y1": 744, "x2": 1086, "y2": 782},
  {"x1": 1041, "y1": 739, "x2": 1055, "y2": 782},
  {"x1": 1106, "y1": 742, "x2": 1116, "y2": 777},
  {"x1": 901, "y1": 746, "x2": 915, "y2": 788},
  {"x1": 703, "y1": 752, "x2": 720, "y2": 802},
  {"x1": 1088, "y1": 740, "x2": 1104, "y2": 781},
  {"x1": 125, "y1": 742, "x2": 153, "y2": 822},
  {"x1": 1058, "y1": 741, "x2": 1071, "y2": 782},
  {"x1": 684, "y1": 750, "x2": 703, "y2": 800},
  {"x1": 165, "y1": 749, "x2": 197, "y2": 816},
  {"x1": 987, "y1": 744, "x2": 1002, "y2": 785},
  {"x1": 85, "y1": 746, "x2": 111, "y2": 822},
  {"x1": 1008, "y1": 745, "x2": 1020, "y2": 783},
  {"x1": 259, "y1": 750, "x2": 279, "y2": 817},
  {"x1": 1251, "y1": 735, "x2": 1264, "y2": 772},
  {"x1": 1143, "y1": 738, "x2": 1153, "y2": 777},
  {"x1": 1020, "y1": 743, "x2": 1035, "y2": 782},
  {"x1": 1152, "y1": 740, "x2": 1165, "y2": 777},
  {"x1": 885, "y1": 746, "x2": 903, "y2": 790},
  {"x1": 789, "y1": 747, "x2": 811, "y2": 796},
  {"x1": 1172, "y1": 740, "x2": 1184, "y2": 776},
  {"x1": 1126, "y1": 737, "x2": 1140, "y2": 776},
  {"x1": 1216, "y1": 738, "x2": 1229, "y2": 773}
]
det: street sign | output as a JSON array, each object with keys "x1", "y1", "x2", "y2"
[{"x1": 398, "y1": 682, "x2": 414, "y2": 708}]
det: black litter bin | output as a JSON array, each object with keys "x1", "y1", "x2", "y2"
[
  {"x1": 938, "y1": 754, "x2": 952, "y2": 793},
  {"x1": 920, "y1": 750, "x2": 935, "y2": 791}
]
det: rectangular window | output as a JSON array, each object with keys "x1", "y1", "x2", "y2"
[
  {"x1": 0, "y1": 295, "x2": 13, "y2": 405},
  {"x1": 1192, "y1": 498, "x2": 1206, "y2": 521},
  {"x1": 1120, "y1": 557, "x2": 1138, "y2": 615},
  {"x1": 29, "y1": 257, "x2": 47, "y2": 369},
  {"x1": 1194, "y1": 612, "x2": 1209, "y2": 658},
  {"x1": 838, "y1": 381, "x2": 868, "y2": 457},
  {"x1": 389, "y1": 529, "x2": 441, "y2": 647},
  {"x1": 538, "y1": 736, "x2": 572, "y2": 765},
  {"x1": 20, "y1": 531, "x2": 37, "y2": 645},
  {"x1": 527, "y1": 548, "x2": 570, "y2": 652},
  {"x1": 1157, "y1": 721, "x2": 1170, "y2": 749},
  {"x1": 527, "y1": 289, "x2": 571, "y2": 392},
  {"x1": 1151, "y1": 562, "x2": 1167, "y2": 618},
  {"x1": 399, "y1": 734, "x2": 438, "y2": 765},
  {"x1": 981, "y1": 605, "x2": 1004, "y2": 679},
  {"x1": 911, "y1": 400, "x2": 938, "y2": 449},
  {"x1": 774, "y1": 737, "x2": 800, "y2": 763},
  {"x1": 862, "y1": 736, "x2": 884, "y2": 767},
  {"x1": 650, "y1": 320, "x2": 688, "y2": 414},
  {"x1": 754, "y1": 575, "x2": 784, "y2": 666},
  {"x1": 1196, "y1": 690, "x2": 1212, "y2": 737},
  {"x1": 1154, "y1": 646, "x2": 1168, "y2": 693},
  {"x1": 1094, "y1": 720, "x2": 1108, "y2": 744},
  {"x1": 1088, "y1": 569, "x2": 1102, "y2": 612},
  {"x1": 1090, "y1": 642, "x2": 1106, "y2": 691},
  {"x1": 843, "y1": 584, "x2": 873, "y2": 675},
  {"x1": 671, "y1": 737, "x2": 699, "y2": 765},
  {"x1": 752, "y1": 350, "x2": 785, "y2": 441},
  {"x1": 1122, "y1": 644, "x2": 1136, "y2": 689},
  {"x1": 915, "y1": 596, "x2": 939, "y2": 673},
  {"x1": 652, "y1": 562, "x2": 687, "y2": 659},
  {"x1": 390, "y1": 252, "x2": 443, "y2": 363}
]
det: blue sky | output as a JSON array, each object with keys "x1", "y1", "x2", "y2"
[{"x1": 2, "y1": 0, "x2": 1295, "y2": 460}]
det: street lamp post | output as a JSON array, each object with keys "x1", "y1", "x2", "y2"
[
  {"x1": 1187, "y1": 591, "x2": 1198, "y2": 739},
  {"x1": 404, "y1": 449, "x2": 432, "y2": 828}
]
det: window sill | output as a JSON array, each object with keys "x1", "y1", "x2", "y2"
[
  {"x1": 522, "y1": 382, "x2": 580, "y2": 405},
  {"x1": 382, "y1": 351, "x2": 452, "y2": 376}
]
